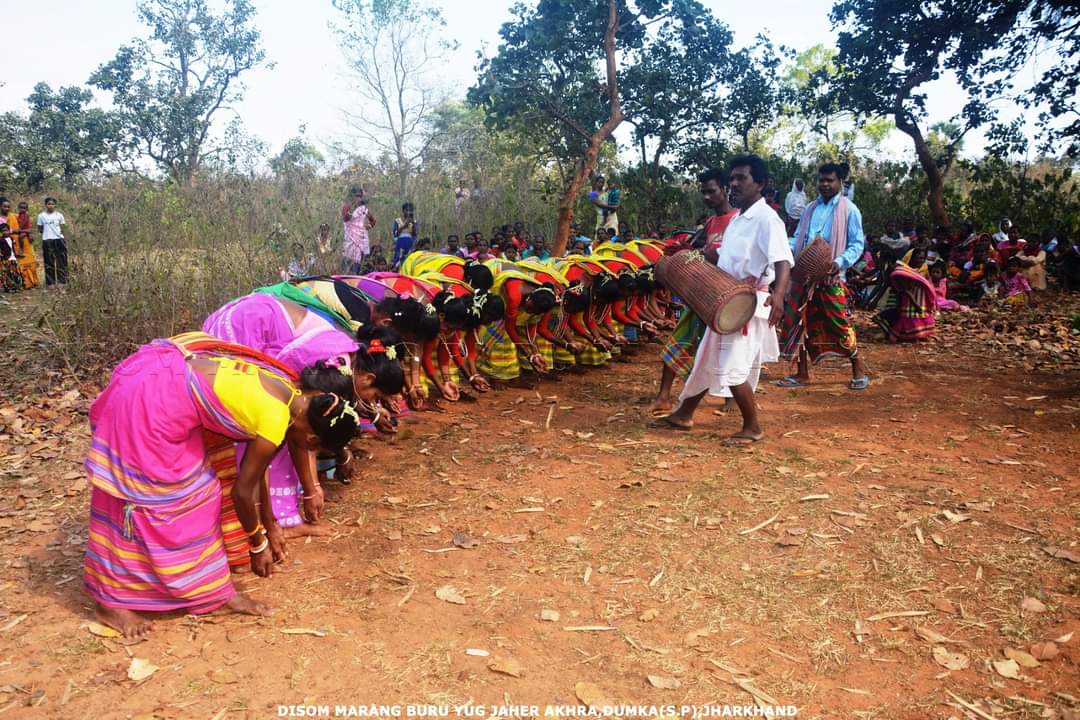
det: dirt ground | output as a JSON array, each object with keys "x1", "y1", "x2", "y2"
[{"x1": 1, "y1": 290, "x2": 1078, "y2": 720}]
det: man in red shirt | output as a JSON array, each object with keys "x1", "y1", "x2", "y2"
[{"x1": 649, "y1": 168, "x2": 737, "y2": 416}]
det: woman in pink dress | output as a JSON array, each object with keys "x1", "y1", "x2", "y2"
[{"x1": 342, "y1": 186, "x2": 375, "y2": 273}]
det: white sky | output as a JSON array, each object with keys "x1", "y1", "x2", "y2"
[{"x1": 0, "y1": 0, "x2": 1008, "y2": 164}]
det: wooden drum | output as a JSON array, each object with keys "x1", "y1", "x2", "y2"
[
  {"x1": 792, "y1": 236, "x2": 834, "y2": 284},
  {"x1": 655, "y1": 251, "x2": 757, "y2": 334}
]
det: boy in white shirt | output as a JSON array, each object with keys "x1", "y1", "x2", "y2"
[{"x1": 36, "y1": 197, "x2": 68, "y2": 285}]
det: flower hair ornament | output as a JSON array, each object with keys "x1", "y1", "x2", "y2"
[
  {"x1": 424, "y1": 303, "x2": 437, "y2": 315},
  {"x1": 385, "y1": 344, "x2": 397, "y2": 361},
  {"x1": 367, "y1": 339, "x2": 388, "y2": 354},
  {"x1": 330, "y1": 400, "x2": 361, "y2": 428},
  {"x1": 470, "y1": 291, "x2": 489, "y2": 319},
  {"x1": 338, "y1": 364, "x2": 352, "y2": 377}
]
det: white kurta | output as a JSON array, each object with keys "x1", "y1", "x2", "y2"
[{"x1": 680, "y1": 197, "x2": 794, "y2": 400}]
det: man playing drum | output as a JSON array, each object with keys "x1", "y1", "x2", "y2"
[
  {"x1": 649, "y1": 168, "x2": 739, "y2": 417},
  {"x1": 778, "y1": 162, "x2": 870, "y2": 390},
  {"x1": 652, "y1": 155, "x2": 792, "y2": 443}
]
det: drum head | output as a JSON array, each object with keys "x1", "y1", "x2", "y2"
[{"x1": 713, "y1": 292, "x2": 757, "y2": 334}]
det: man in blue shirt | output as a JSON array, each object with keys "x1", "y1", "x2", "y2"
[{"x1": 777, "y1": 162, "x2": 870, "y2": 390}]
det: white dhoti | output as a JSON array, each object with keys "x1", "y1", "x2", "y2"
[{"x1": 679, "y1": 292, "x2": 778, "y2": 401}]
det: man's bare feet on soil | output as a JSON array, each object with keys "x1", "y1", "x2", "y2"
[
  {"x1": 647, "y1": 414, "x2": 693, "y2": 431},
  {"x1": 723, "y1": 428, "x2": 764, "y2": 445},
  {"x1": 647, "y1": 397, "x2": 673, "y2": 417},
  {"x1": 96, "y1": 603, "x2": 154, "y2": 638}
]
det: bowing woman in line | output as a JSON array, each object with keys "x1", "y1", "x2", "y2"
[
  {"x1": 83, "y1": 332, "x2": 360, "y2": 638},
  {"x1": 202, "y1": 293, "x2": 404, "y2": 544}
]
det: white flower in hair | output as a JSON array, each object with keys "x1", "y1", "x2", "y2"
[
  {"x1": 386, "y1": 345, "x2": 398, "y2": 361},
  {"x1": 425, "y1": 303, "x2": 436, "y2": 315}
]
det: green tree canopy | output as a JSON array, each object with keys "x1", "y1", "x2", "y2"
[{"x1": 89, "y1": 0, "x2": 268, "y2": 184}]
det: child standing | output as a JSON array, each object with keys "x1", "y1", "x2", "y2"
[
  {"x1": 0, "y1": 224, "x2": 23, "y2": 293},
  {"x1": 391, "y1": 203, "x2": 418, "y2": 269},
  {"x1": 15, "y1": 201, "x2": 38, "y2": 288},
  {"x1": 36, "y1": 197, "x2": 67, "y2": 285}
]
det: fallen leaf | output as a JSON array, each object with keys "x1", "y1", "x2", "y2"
[
  {"x1": 646, "y1": 674, "x2": 680, "y2": 689},
  {"x1": 1029, "y1": 642, "x2": 1058, "y2": 661},
  {"x1": 1004, "y1": 647, "x2": 1040, "y2": 668},
  {"x1": 423, "y1": 525, "x2": 441, "y2": 534},
  {"x1": 435, "y1": 585, "x2": 466, "y2": 605},
  {"x1": 540, "y1": 609, "x2": 560, "y2": 622},
  {"x1": 86, "y1": 622, "x2": 121, "y2": 638},
  {"x1": 279, "y1": 628, "x2": 326, "y2": 637},
  {"x1": 684, "y1": 628, "x2": 711, "y2": 647},
  {"x1": 1021, "y1": 597, "x2": 1047, "y2": 613},
  {"x1": 495, "y1": 534, "x2": 528, "y2": 544},
  {"x1": 488, "y1": 657, "x2": 523, "y2": 678},
  {"x1": 452, "y1": 532, "x2": 479, "y2": 549},
  {"x1": 1043, "y1": 546, "x2": 1080, "y2": 564},
  {"x1": 26, "y1": 520, "x2": 54, "y2": 533},
  {"x1": 932, "y1": 645, "x2": 969, "y2": 670},
  {"x1": 1054, "y1": 631, "x2": 1073, "y2": 644},
  {"x1": 933, "y1": 597, "x2": 957, "y2": 614},
  {"x1": 575, "y1": 681, "x2": 612, "y2": 710},
  {"x1": 776, "y1": 466, "x2": 793, "y2": 476},
  {"x1": 930, "y1": 534, "x2": 946, "y2": 547},
  {"x1": 127, "y1": 658, "x2": 159, "y2": 682},
  {"x1": 916, "y1": 627, "x2": 956, "y2": 644},
  {"x1": 465, "y1": 648, "x2": 489, "y2": 657},
  {"x1": 385, "y1": 529, "x2": 402, "y2": 541},
  {"x1": 777, "y1": 533, "x2": 804, "y2": 547},
  {"x1": 638, "y1": 608, "x2": 659, "y2": 622},
  {"x1": 565, "y1": 535, "x2": 585, "y2": 546},
  {"x1": 992, "y1": 658, "x2": 1020, "y2": 679},
  {"x1": 208, "y1": 669, "x2": 239, "y2": 685}
]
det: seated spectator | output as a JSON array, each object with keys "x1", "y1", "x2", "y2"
[
  {"x1": 280, "y1": 241, "x2": 314, "y2": 281},
  {"x1": 501, "y1": 242, "x2": 520, "y2": 261},
  {"x1": 1001, "y1": 256, "x2": 1033, "y2": 306},
  {"x1": 903, "y1": 247, "x2": 931, "y2": 279},
  {"x1": 878, "y1": 221, "x2": 911, "y2": 261},
  {"x1": 522, "y1": 234, "x2": 551, "y2": 260},
  {"x1": 981, "y1": 263, "x2": 1002, "y2": 302},
  {"x1": 949, "y1": 248, "x2": 991, "y2": 300},
  {"x1": 930, "y1": 262, "x2": 967, "y2": 313},
  {"x1": 996, "y1": 228, "x2": 1025, "y2": 265},
  {"x1": 1059, "y1": 236, "x2": 1080, "y2": 290},
  {"x1": 1018, "y1": 240, "x2": 1047, "y2": 291},
  {"x1": 567, "y1": 239, "x2": 589, "y2": 256},
  {"x1": 440, "y1": 234, "x2": 466, "y2": 258}
]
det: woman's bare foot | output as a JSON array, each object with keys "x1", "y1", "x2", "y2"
[
  {"x1": 283, "y1": 522, "x2": 334, "y2": 538},
  {"x1": 96, "y1": 603, "x2": 154, "y2": 638},
  {"x1": 222, "y1": 593, "x2": 273, "y2": 617}
]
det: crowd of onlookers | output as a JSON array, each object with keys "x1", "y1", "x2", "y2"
[
  {"x1": 847, "y1": 218, "x2": 1077, "y2": 311},
  {"x1": 0, "y1": 195, "x2": 69, "y2": 293}
]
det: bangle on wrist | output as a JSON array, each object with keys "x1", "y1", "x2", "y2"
[
  {"x1": 249, "y1": 537, "x2": 269, "y2": 555},
  {"x1": 245, "y1": 523, "x2": 265, "y2": 538}
]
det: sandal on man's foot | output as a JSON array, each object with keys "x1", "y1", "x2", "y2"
[
  {"x1": 775, "y1": 376, "x2": 807, "y2": 388},
  {"x1": 722, "y1": 432, "x2": 763, "y2": 446},
  {"x1": 848, "y1": 376, "x2": 870, "y2": 391}
]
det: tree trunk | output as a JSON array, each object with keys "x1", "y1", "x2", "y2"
[
  {"x1": 552, "y1": 0, "x2": 623, "y2": 257},
  {"x1": 895, "y1": 114, "x2": 950, "y2": 227}
]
